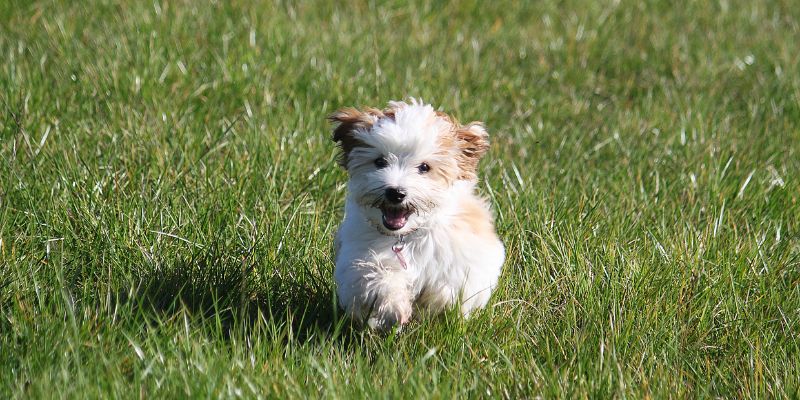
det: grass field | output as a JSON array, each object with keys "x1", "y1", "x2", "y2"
[{"x1": 2, "y1": 0, "x2": 799, "y2": 397}]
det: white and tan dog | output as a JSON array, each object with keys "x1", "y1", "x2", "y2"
[{"x1": 330, "y1": 99, "x2": 504, "y2": 331}]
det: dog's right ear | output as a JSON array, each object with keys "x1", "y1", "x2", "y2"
[{"x1": 328, "y1": 108, "x2": 379, "y2": 168}]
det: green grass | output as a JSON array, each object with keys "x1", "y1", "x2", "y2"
[{"x1": 1, "y1": 0, "x2": 799, "y2": 397}]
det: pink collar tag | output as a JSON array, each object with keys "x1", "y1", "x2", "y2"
[{"x1": 392, "y1": 235, "x2": 408, "y2": 269}]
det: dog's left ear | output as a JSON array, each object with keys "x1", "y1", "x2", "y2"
[
  {"x1": 328, "y1": 108, "x2": 379, "y2": 168},
  {"x1": 455, "y1": 122, "x2": 490, "y2": 180}
]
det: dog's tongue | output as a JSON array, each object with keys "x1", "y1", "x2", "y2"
[{"x1": 382, "y1": 208, "x2": 407, "y2": 230}]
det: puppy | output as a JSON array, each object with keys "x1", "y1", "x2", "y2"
[{"x1": 330, "y1": 99, "x2": 504, "y2": 331}]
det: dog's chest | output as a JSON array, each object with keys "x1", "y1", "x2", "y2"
[{"x1": 404, "y1": 233, "x2": 465, "y2": 285}]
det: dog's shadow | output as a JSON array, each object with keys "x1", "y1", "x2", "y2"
[{"x1": 127, "y1": 244, "x2": 359, "y2": 345}]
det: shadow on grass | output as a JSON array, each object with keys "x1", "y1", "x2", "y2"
[{"x1": 127, "y1": 244, "x2": 359, "y2": 345}]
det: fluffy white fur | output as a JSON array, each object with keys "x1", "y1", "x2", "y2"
[{"x1": 330, "y1": 99, "x2": 505, "y2": 331}]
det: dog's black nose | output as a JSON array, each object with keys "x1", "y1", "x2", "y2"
[{"x1": 385, "y1": 187, "x2": 406, "y2": 204}]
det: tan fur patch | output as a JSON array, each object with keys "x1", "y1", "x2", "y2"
[
  {"x1": 329, "y1": 108, "x2": 378, "y2": 167},
  {"x1": 432, "y1": 111, "x2": 490, "y2": 181},
  {"x1": 432, "y1": 111, "x2": 489, "y2": 183},
  {"x1": 454, "y1": 123, "x2": 489, "y2": 180},
  {"x1": 453, "y1": 196, "x2": 498, "y2": 239},
  {"x1": 329, "y1": 106, "x2": 401, "y2": 167},
  {"x1": 430, "y1": 133, "x2": 460, "y2": 185}
]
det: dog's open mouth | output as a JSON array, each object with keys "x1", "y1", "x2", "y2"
[{"x1": 381, "y1": 205, "x2": 412, "y2": 231}]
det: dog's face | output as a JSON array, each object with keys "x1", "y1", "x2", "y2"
[{"x1": 330, "y1": 100, "x2": 489, "y2": 235}]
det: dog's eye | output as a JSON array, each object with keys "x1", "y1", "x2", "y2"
[
  {"x1": 417, "y1": 163, "x2": 430, "y2": 174},
  {"x1": 374, "y1": 157, "x2": 388, "y2": 169}
]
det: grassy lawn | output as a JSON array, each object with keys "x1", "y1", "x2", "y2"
[{"x1": 1, "y1": 0, "x2": 799, "y2": 397}]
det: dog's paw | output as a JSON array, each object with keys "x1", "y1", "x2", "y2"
[{"x1": 367, "y1": 300, "x2": 412, "y2": 332}]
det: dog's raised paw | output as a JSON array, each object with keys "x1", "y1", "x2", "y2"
[{"x1": 367, "y1": 300, "x2": 412, "y2": 332}]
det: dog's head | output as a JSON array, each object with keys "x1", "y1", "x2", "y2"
[{"x1": 329, "y1": 99, "x2": 489, "y2": 235}]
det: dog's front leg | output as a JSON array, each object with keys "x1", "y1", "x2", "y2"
[
  {"x1": 364, "y1": 268, "x2": 413, "y2": 331},
  {"x1": 335, "y1": 258, "x2": 413, "y2": 331}
]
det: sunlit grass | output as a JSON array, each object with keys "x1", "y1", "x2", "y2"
[{"x1": 1, "y1": 0, "x2": 799, "y2": 397}]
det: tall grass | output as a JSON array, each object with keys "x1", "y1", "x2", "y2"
[{"x1": 1, "y1": 0, "x2": 798, "y2": 397}]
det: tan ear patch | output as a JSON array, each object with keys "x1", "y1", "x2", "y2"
[
  {"x1": 328, "y1": 108, "x2": 383, "y2": 168},
  {"x1": 455, "y1": 122, "x2": 490, "y2": 180}
]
